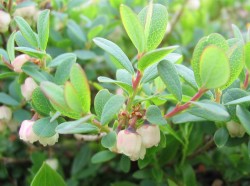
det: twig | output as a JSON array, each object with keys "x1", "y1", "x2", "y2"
[
  {"x1": 0, "y1": 157, "x2": 30, "y2": 164},
  {"x1": 188, "y1": 138, "x2": 215, "y2": 159}
]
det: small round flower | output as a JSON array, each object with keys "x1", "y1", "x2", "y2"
[
  {"x1": 136, "y1": 124, "x2": 161, "y2": 148},
  {"x1": 130, "y1": 144, "x2": 146, "y2": 161},
  {"x1": 19, "y1": 120, "x2": 39, "y2": 143},
  {"x1": 38, "y1": 133, "x2": 59, "y2": 146},
  {"x1": 0, "y1": 11, "x2": 11, "y2": 33},
  {"x1": 117, "y1": 129, "x2": 144, "y2": 161},
  {"x1": 0, "y1": 105, "x2": 12, "y2": 122},
  {"x1": 226, "y1": 121, "x2": 245, "y2": 138},
  {"x1": 45, "y1": 158, "x2": 59, "y2": 170},
  {"x1": 11, "y1": 54, "x2": 30, "y2": 72},
  {"x1": 21, "y1": 77, "x2": 38, "y2": 101}
]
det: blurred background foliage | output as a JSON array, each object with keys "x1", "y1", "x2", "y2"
[{"x1": 1, "y1": 0, "x2": 250, "y2": 185}]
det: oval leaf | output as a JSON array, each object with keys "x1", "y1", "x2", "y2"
[
  {"x1": 146, "y1": 105, "x2": 167, "y2": 125},
  {"x1": 33, "y1": 117, "x2": 58, "y2": 137},
  {"x1": 94, "y1": 89, "x2": 112, "y2": 118},
  {"x1": 91, "y1": 150, "x2": 116, "y2": 164},
  {"x1": 37, "y1": 9, "x2": 50, "y2": 51},
  {"x1": 236, "y1": 105, "x2": 250, "y2": 135},
  {"x1": 101, "y1": 131, "x2": 117, "y2": 148},
  {"x1": 214, "y1": 127, "x2": 229, "y2": 148}
]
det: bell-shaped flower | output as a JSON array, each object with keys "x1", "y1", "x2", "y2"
[
  {"x1": 0, "y1": 105, "x2": 12, "y2": 122},
  {"x1": 12, "y1": 54, "x2": 30, "y2": 73},
  {"x1": 136, "y1": 124, "x2": 161, "y2": 148},
  {"x1": 38, "y1": 133, "x2": 59, "y2": 146},
  {"x1": 117, "y1": 129, "x2": 144, "y2": 161},
  {"x1": 0, "y1": 11, "x2": 11, "y2": 33},
  {"x1": 226, "y1": 120, "x2": 245, "y2": 138},
  {"x1": 21, "y1": 77, "x2": 38, "y2": 101},
  {"x1": 19, "y1": 120, "x2": 39, "y2": 143}
]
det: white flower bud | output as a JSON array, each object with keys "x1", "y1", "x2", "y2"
[
  {"x1": 21, "y1": 77, "x2": 38, "y2": 101},
  {"x1": 45, "y1": 159, "x2": 59, "y2": 170},
  {"x1": 0, "y1": 105, "x2": 12, "y2": 122},
  {"x1": 226, "y1": 121, "x2": 245, "y2": 138},
  {"x1": 187, "y1": 0, "x2": 200, "y2": 10},
  {"x1": 136, "y1": 124, "x2": 161, "y2": 148},
  {"x1": 38, "y1": 133, "x2": 59, "y2": 146},
  {"x1": 0, "y1": 10, "x2": 11, "y2": 33},
  {"x1": 11, "y1": 54, "x2": 30, "y2": 72},
  {"x1": 14, "y1": 6, "x2": 37, "y2": 20},
  {"x1": 19, "y1": 120, "x2": 39, "y2": 143},
  {"x1": 117, "y1": 129, "x2": 144, "y2": 161}
]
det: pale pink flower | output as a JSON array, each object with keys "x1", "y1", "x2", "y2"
[
  {"x1": 0, "y1": 11, "x2": 11, "y2": 33},
  {"x1": 0, "y1": 106, "x2": 12, "y2": 122},
  {"x1": 21, "y1": 77, "x2": 38, "y2": 100},
  {"x1": 226, "y1": 121, "x2": 245, "y2": 138},
  {"x1": 19, "y1": 120, "x2": 39, "y2": 143},
  {"x1": 12, "y1": 54, "x2": 30, "y2": 72}
]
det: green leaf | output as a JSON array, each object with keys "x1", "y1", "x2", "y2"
[
  {"x1": 245, "y1": 42, "x2": 250, "y2": 71},
  {"x1": 88, "y1": 25, "x2": 103, "y2": 41},
  {"x1": 165, "y1": 53, "x2": 183, "y2": 64},
  {"x1": 224, "y1": 95, "x2": 250, "y2": 105},
  {"x1": 48, "y1": 53, "x2": 76, "y2": 67},
  {"x1": 101, "y1": 95, "x2": 125, "y2": 125},
  {"x1": 158, "y1": 60, "x2": 182, "y2": 101},
  {"x1": 37, "y1": 9, "x2": 50, "y2": 51},
  {"x1": 31, "y1": 87, "x2": 54, "y2": 116},
  {"x1": 188, "y1": 101, "x2": 231, "y2": 122},
  {"x1": 74, "y1": 50, "x2": 96, "y2": 60},
  {"x1": 54, "y1": 59, "x2": 75, "y2": 85},
  {"x1": 67, "y1": 20, "x2": 86, "y2": 43},
  {"x1": 7, "y1": 32, "x2": 16, "y2": 62},
  {"x1": 138, "y1": 46, "x2": 178, "y2": 71},
  {"x1": 0, "y1": 92, "x2": 19, "y2": 106},
  {"x1": 138, "y1": 3, "x2": 168, "y2": 51},
  {"x1": 64, "y1": 82, "x2": 83, "y2": 113},
  {"x1": 98, "y1": 76, "x2": 133, "y2": 95},
  {"x1": 22, "y1": 63, "x2": 49, "y2": 83},
  {"x1": 70, "y1": 64, "x2": 91, "y2": 114},
  {"x1": 199, "y1": 46, "x2": 230, "y2": 89},
  {"x1": 146, "y1": 105, "x2": 167, "y2": 125},
  {"x1": 232, "y1": 24, "x2": 244, "y2": 42},
  {"x1": 31, "y1": 163, "x2": 66, "y2": 186},
  {"x1": 15, "y1": 47, "x2": 46, "y2": 59},
  {"x1": 91, "y1": 150, "x2": 116, "y2": 164},
  {"x1": 192, "y1": 33, "x2": 229, "y2": 86},
  {"x1": 119, "y1": 155, "x2": 131, "y2": 173},
  {"x1": 94, "y1": 89, "x2": 112, "y2": 118},
  {"x1": 160, "y1": 125, "x2": 184, "y2": 145},
  {"x1": 172, "y1": 111, "x2": 207, "y2": 124},
  {"x1": 93, "y1": 37, "x2": 134, "y2": 74},
  {"x1": 236, "y1": 105, "x2": 250, "y2": 135},
  {"x1": 15, "y1": 31, "x2": 34, "y2": 48},
  {"x1": 33, "y1": 117, "x2": 58, "y2": 137},
  {"x1": 101, "y1": 131, "x2": 117, "y2": 148},
  {"x1": 120, "y1": 4, "x2": 145, "y2": 53},
  {"x1": 14, "y1": 16, "x2": 38, "y2": 47},
  {"x1": 0, "y1": 72, "x2": 18, "y2": 79},
  {"x1": 181, "y1": 163, "x2": 197, "y2": 186},
  {"x1": 141, "y1": 63, "x2": 158, "y2": 83},
  {"x1": 214, "y1": 127, "x2": 229, "y2": 148}
]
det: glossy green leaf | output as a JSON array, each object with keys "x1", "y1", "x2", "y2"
[
  {"x1": 101, "y1": 131, "x2": 117, "y2": 148},
  {"x1": 138, "y1": 46, "x2": 178, "y2": 71},
  {"x1": 15, "y1": 47, "x2": 46, "y2": 59},
  {"x1": 120, "y1": 4, "x2": 145, "y2": 53},
  {"x1": 14, "y1": 16, "x2": 38, "y2": 47},
  {"x1": 146, "y1": 105, "x2": 167, "y2": 125},
  {"x1": 31, "y1": 87, "x2": 54, "y2": 116},
  {"x1": 33, "y1": 117, "x2": 58, "y2": 137},
  {"x1": 48, "y1": 53, "x2": 76, "y2": 67},
  {"x1": 91, "y1": 150, "x2": 116, "y2": 164},
  {"x1": 7, "y1": 32, "x2": 16, "y2": 62},
  {"x1": 94, "y1": 89, "x2": 112, "y2": 118},
  {"x1": 214, "y1": 127, "x2": 229, "y2": 148},
  {"x1": 101, "y1": 95, "x2": 125, "y2": 125},
  {"x1": 37, "y1": 9, "x2": 50, "y2": 51},
  {"x1": 93, "y1": 37, "x2": 134, "y2": 74},
  {"x1": 31, "y1": 163, "x2": 66, "y2": 186},
  {"x1": 200, "y1": 46, "x2": 230, "y2": 89},
  {"x1": 192, "y1": 33, "x2": 229, "y2": 86},
  {"x1": 245, "y1": 42, "x2": 250, "y2": 71},
  {"x1": 236, "y1": 105, "x2": 250, "y2": 135},
  {"x1": 64, "y1": 82, "x2": 83, "y2": 113},
  {"x1": 0, "y1": 92, "x2": 19, "y2": 106},
  {"x1": 70, "y1": 64, "x2": 91, "y2": 114},
  {"x1": 158, "y1": 60, "x2": 182, "y2": 101},
  {"x1": 138, "y1": 3, "x2": 168, "y2": 51}
]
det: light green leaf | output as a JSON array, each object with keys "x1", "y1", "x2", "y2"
[
  {"x1": 33, "y1": 117, "x2": 58, "y2": 137},
  {"x1": 138, "y1": 3, "x2": 168, "y2": 51},
  {"x1": 116, "y1": 69, "x2": 132, "y2": 85},
  {"x1": 158, "y1": 60, "x2": 182, "y2": 101},
  {"x1": 101, "y1": 131, "x2": 117, "y2": 148},
  {"x1": 182, "y1": 163, "x2": 197, "y2": 186},
  {"x1": 236, "y1": 105, "x2": 250, "y2": 135},
  {"x1": 232, "y1": 24, "x2": 244, "y2": 42},
  {"x1": 15, "y1": 47, "x2": 46, "y2": 59},
  {"x1": 214, "y1": 127, "x2": 229, "y2": 148},
  {"x1": 0, "y1": 72, "x2": 18, "y2": 79},
  {"x1": 172, "y1": 112, "x2": 206, "y2": 124},
  {"x1": 88, "y1": 25, "x2": 103, "y2": 40},
  {"x1": 120, "y1": 4, "x2": 145, "y2": 53},
  {"x1": 54, "y1": 59, "x2": 75, "y2": 85},
  {"x1": 245, "y1": 42, "x2": 250, "y2": 71},
  {"x1": 101, "y1": 95, "x2": 125, "y2": 125},
  {"x1": 224, "y1": 95, "x2": 250, "y2": 105},
  {"x1": 21, "y1": 63, "x2": 48, "y2": 83},
  {"x1": 93, "y1": 37, "x2": 134, "y2": 74},
  {"x1": 146, "y1": 105, "x2": 167, "y2": 125},
  {"x1": 94, "y1": 89, "x2": 112, "y2": 118},
  {"x1": 0, "y1": 92, "x2": 19, "y2": 106},
  {"x1": 14, "y1": 16, "x2": 38, "y2": 47},
  {"x1": 165, "y1": 53, "x2": 183, "y2": 64},
  {"x1": 199, "y1": 46, "x2": 230, "y2": 89},
  {"x1": 31, "y1": 163, "x2": 66, "y2": 186},
  {"x1": 7, "y1": 32, "x2": 16, "y2": 62},
  {"x1": 67, "y1": 20, "x2": 86, "y2": 43},
  {"x1": 48, "y1": 53, "x2": 76, "y2": 67},
  {"x1": 37, "y1": 9, "x2": 50, "y2": 51},
  {"x1": 91, "y1": 150, "x2": 116, "y2": 164},
  {"x1": 138, "y1": 46, "x2": 178, "y2": 71},
  {"x1": 141, "y1": 63, "x2": 158, "y2": 83},
  {"x1": 70, "y1": 64, "x2": 91, "y2": 114}
]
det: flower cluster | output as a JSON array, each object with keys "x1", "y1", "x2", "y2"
[{"x1": 116, "y1": 124, "x2": 161, "y2": 161}]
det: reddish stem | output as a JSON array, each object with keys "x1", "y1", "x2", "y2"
[
  {"x1": 243, "y1": 70, "x2": 249, "y2": 90},
  {"x1": 132, "y1": 71, "x2": 142, "y2": 89},
  {"x1": 165, "y1": 88, "x2": 207, "y2": 118}
]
